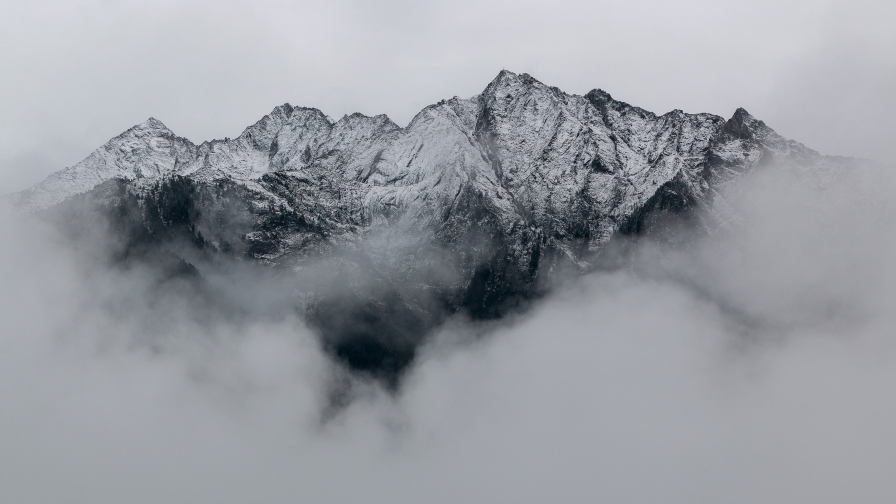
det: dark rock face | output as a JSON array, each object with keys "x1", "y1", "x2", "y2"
[{"x1": 16, "y1": 71, "x2": 856, "y2": 384}]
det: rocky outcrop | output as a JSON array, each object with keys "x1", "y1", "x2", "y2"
[{"x1": 15, "y1": 70, "x2": 855, "y2": 383}]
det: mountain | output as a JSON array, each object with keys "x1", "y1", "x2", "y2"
[{"x1": 13, "y1": 70, "x2": 855, "y2": 384}]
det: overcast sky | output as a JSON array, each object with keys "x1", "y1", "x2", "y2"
[
  {"x1": 1, "y1": 0, "x2": 893, "y2": 193},
  {"x1": 3, "y1": 3, "x2": 896, "y2": 501}
]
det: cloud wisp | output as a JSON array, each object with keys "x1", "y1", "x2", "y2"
[{"x1": 2, "y1": 158, "x2": 896, "y2": 503}]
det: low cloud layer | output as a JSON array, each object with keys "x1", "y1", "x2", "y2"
[{"x1": 2, "y1": 159, "x2": 896, "y2": 503}]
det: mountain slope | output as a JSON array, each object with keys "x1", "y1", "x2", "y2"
[{"x1": 14, "y1": 70, "x2": 856, "y2": 383}]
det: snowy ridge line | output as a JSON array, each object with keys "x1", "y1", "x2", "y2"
[
  {"x1": 10, "y1": 70, "x2": 862, "y2": 381},
  {"x1": 15, "y1": 69, "x2": 852, "y2": 250}
]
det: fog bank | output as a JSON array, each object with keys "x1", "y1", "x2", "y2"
[{"x1": 2, "y1": 160, "x2": 896, "y2": 502}]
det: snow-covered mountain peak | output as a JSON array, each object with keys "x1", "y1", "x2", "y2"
[
  {"x1": 135, "y1": 117, "x2": 172, "y2": 132},
  {"x1": 17, "y1": 70, "x2": 850, "y2": 223},
  {"x1": 721, "y1": 107, "x2": 761, "y2": 140},
  {"x1": 480, "y1": 70, "x2": 561, "y2": 103},
  {"x1": 14, "y1": 71, "x2": 863, "y2": 381}
]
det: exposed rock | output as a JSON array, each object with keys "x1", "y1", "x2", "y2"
[{"x1": 14, "y1": 71, "x2": 858, "y2": 384}]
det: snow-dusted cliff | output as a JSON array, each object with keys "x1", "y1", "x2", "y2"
[
  {"x1": 18, "y1": 70, "x2": 845, "y2": 235},
  {"x1": 14, "y1": 70, "x2": 856, "y2": 380}
]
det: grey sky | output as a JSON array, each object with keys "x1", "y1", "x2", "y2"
[
  {"x1": 1, "y1": 0, "x2": 893, "y2": 193},
  {"x1": 2, "y1": 3, "x2": 896, "y2": 500}
]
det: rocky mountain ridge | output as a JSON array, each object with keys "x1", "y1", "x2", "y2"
[{"x1": 13, "y1": 70, "x2": 855, "y2": 383}]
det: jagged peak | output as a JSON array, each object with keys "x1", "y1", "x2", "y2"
[
  {"x1": 231, "y1": 104, "x2": 334, "y2": 147},
  {"x1": 17, "y1": 69, "x2": 845, "y2": 217},
  {"x1": 586, "y1": 88, "x2": 628, "y2": 112},
  {"x1": 731, "y1": 107, "x2": 755, "y2": 123},
  {"x1": 373, "y1": 114, "x2": 400, "y2": 130},
  {"x1": 287, "y1": 106, "x2": 333, "y2": 125},
  {"x1": 586, "y1": 88, "x2": 614, "y2": 103},
  {"x1": 482, "y1": 69, "x2": 552, "y2": 96},
  {"x1": 134, "y1": 117, "x2": 171, "y2": 132},
  {"x1": 494, "y1": 68, "x2": 518, "y2": 81},
  {"x1": 266, "y1": 103, "x2": 295, "y2": 119},
  {"x1": 261, "y1": 103, "x2": 334, "y2": 127},
  {"x1": 584, "y1": 88, "x2": 656, "y2": 122},
  {"x1": 323, "y1": 111, "x2": 401, "y2": 144},
  {"x1": 722, "y1": 107, "x2": 764, "y2": 140},
  {"x1": 237, "y1": 103, "x2": 326, "y2": 127},
  {"x1": 341, "y1": 111, "x2": 365, "y2": 120},
  {"x1": 334, "y1": 111, "x2": 399, "y2": 130},
  {"x1": 722, "y1": 107, "x2": 818, "y2": 157},
  {"x1": 482, "y1": 69, "x2": 520, "y2": 94},
  {"x1": 406, "y1": 98, "x2": 459, "y2": 129},
  {"x1": 246, "y1": 104, "x2": 295, "y2": 129},
  {"x1": 478, "y1": 71, "x2": 572, "y2": 117},
  {"x1": 108, "y1": 117, "x2": 175, "y2": 144}
]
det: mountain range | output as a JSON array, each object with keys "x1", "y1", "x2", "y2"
[{"x1": 13, "y1": 70, "x2": 856, "y2": 384}]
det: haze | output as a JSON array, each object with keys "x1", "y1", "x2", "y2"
[
  {"x1": 3, "y1": 157, "x2": 896, "y2": 502},
  {"x1": 1, "y1": 1, "x2": 896, "y2": 502}
]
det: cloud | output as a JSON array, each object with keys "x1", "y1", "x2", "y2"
[
  {"x1": 2, "y1": 155, "x2": 896, "y2": 502},
  {"x1": 2, "y1": 0, "x2": 895, "y2": 499}
]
